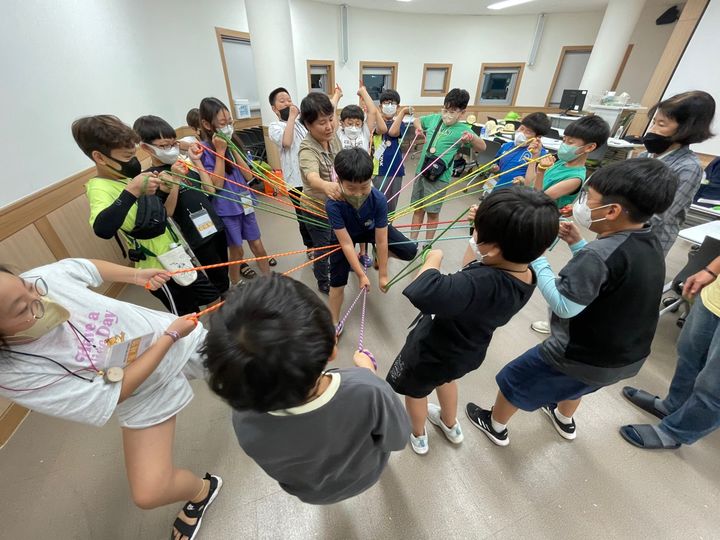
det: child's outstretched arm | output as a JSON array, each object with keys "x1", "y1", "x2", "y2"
[
  {"x1": 357, "y1": 83, "x2": 379, "y2": 135},
  {"x1": 335, "y1": 227, "x2": 371, "y2": 290},
  {"x1": 375, "y1": 226, "x2": 389, "y2": 291}
]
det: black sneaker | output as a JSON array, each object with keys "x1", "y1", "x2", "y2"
[
  {"x1": 318, "y1": 283, "x2": 330, "y2": 295},
  {"x1": 465, "y1": 403, "x2": 509, "y2": 446},
  {"x1": 542, "y1": 405, "x2": 576, "y2": 440}
]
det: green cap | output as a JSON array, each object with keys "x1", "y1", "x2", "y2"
[{"x1": 504, "y1": 111, "x2": 521, "y2": 121}]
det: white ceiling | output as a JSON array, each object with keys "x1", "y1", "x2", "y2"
[{"x1": 311, "y1": 0, "x2": 674, "y2": 16}]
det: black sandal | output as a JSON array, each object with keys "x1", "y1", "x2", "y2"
[
  {"x1": 170, "y1": 473, "x2": 223, "y2": 540},
  {"x1": 239, "y1": 263, "x2": 257, "y2": 279},
  {"x1": 621, "y1": 386, "x2": 667, "y2": 419},
  {"x1": 269, "y1": 257, "x2": 278, "y2": 267}
]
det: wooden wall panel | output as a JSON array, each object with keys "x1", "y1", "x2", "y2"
[{"x1": 0, "y1": 225, "x2": 56, "y2": 272}]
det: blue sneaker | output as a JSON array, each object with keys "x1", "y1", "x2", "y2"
[{"x1": 358, "y1": 254, "x2": 373, "y2": 268}]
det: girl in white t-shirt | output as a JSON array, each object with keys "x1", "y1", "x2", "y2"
[{"x1": 0, "y1": 258, "x2": 221, "y2": 540}]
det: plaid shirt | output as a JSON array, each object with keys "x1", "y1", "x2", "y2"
[{"x1": 643, "y1": 147, "x2": 704, "y2": 255}]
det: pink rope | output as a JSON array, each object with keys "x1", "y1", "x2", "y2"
[{"x1": 382, "y1": 132, "x2": 420, "y2": 196}]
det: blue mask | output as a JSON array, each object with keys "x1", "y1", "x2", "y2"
[{"x1": 557, "y1": 143, "x2": 583, "y2": 162}]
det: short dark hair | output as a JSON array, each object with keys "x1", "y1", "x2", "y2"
[
  {"x1": 474, "y1": 186, "x2": 559, "y2": 264},
  {"x1": 340, "y1": 104, "x2": 365, "y2": 123},
  {"x1": 648, "y1": 90, "x2": 716, "y2": 145},
  {"x1": 444, "y1": 88, "x2": 470, "y2": 110},
  {"x1": 203, "y1": 275, "x2": 335, "y2": 413},
  {"x1": 300, "y1": 92, "x2": 335, "y2": 126},
  {"x1": 198, "y1": 97, "x2": 230, "y2": 142},
  {"x1": 269, "y1": 87, "x2": 290, "y2": 107},
  {"x1": 71, "y1": 115, "x2": 140, "y2": 160},
  {"x1": 334, "y1": 148, "x2": 373, "y2": 183},
  {"x1": 564, "y1": 115, "x2": 610, "y2": 148},
  {"x1": 133, "y1": 115, "x2": 176, "y2": 144},
  {"x1": 379, "y1": 89, "x2": 401, "y2": 104},
  {"x1": 587, "y1": 158, "x2": 677, "y2": 223},
  {"x1": 186, "y1": 108, "x2": 200, "y2": 129},
  {"x1": 520, "y1": 112, "x2": 551, "y2": 137}
]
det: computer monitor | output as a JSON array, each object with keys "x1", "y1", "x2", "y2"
[{"x1": 560, "y1": 89, "x2": 588, "y2": 113}]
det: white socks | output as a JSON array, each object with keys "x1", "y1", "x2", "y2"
[
  {"x1": 491, "y1": 416, "x2": 507, "y2": 433},
  {"x1": 554, "y1": 409, "x2": 574, "y2": 425}
]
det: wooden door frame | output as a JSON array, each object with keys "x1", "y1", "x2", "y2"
[{"x1": 544, "y1": 45, "x2": 593, "y2": 107}]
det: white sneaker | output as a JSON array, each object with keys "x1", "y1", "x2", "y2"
[
  {"x1": 410, "y1": 430, "x2": 429, "y2": 455},
  {"x1": 427, "y1": 403, "x2": 464, "y2": 444},
  {"x1": 531, "y1": 320, "x2": 551, "y2": 334}
]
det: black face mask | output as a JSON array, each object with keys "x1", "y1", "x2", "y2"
[
  {"x1": 279, "y1": 107, "x2": 290, "y2": 122},
  {"x1": 106, "y1": 155, "x2": 142, "y2": 178},
  {"x1": 642, "y1": 132, "x2": 674, "y2": 155}
]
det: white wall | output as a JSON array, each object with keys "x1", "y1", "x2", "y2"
[
  {"x1": 616, "y1": 2, "x2": 676, "y2": 102},
  {"x1": 289, "y1": 0, "x2": 604, "y2": 107},
  {"x1": 0, "y1": 0, "x2": 248, "y2": 208},
  {"x1": 663, "y1": 0, "x2": 720, "y2": 156}
]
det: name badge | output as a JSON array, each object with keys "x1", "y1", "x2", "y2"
[
  {"x1": 102, "y1": 332, "x2": 154, "y2": 372},
  {"x1": 189, "y1": 208, "x2": 217, "y2": 238},
  {"x1": 240, "y1": 195, "x2": 255, "y2": 215}
]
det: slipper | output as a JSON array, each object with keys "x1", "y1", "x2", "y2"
[
  {"x1": 239, "y1": 263, "x2": 257, "y2": 279},
  {"x1": 269, "y1": 257, "x2": 278, "y2": 267},
  {"x1": 621, "y1": 386, "x2": 667, "y2": 419},
  {"x1": 619, "y1": 424, "x2": 680, "y2": 450}
]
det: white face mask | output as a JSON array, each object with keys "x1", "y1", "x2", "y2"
[
  {"x1": 442, "y1": 112, "x2": 459, "y2": 126},
  {"x1": 152, "y1": 145, "x2": 180, "y2": 165},
  {"x1": 382, "y1": 103, "x2": 397, "y2": 116},
  {"x1": 344, "y1": 126, "x2": 362, "y2": 140},
  {"x1": 514, "y1": 131, "x2": 528, "y2": 145},
  {"x1": 218, "y1": 124, "x2": 234, "y2": 137},
  {"x1": 572, "y1": 198, "x2": 613, "y2": 229},
  {"x1": 468, "y1": 235, "x2": 487, "y2": 263}
]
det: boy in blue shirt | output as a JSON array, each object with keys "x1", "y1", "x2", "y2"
[
  {"x1": 326, "y1": 148, "x2": 417, "y2": 329},
  {"x1": 492, "y1": 112, "x2": 551, "y2": 190}
]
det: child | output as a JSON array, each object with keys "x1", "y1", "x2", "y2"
[
  {"x1": 524, "y1": 114, "x2": 609, "y2": 335},
  {"x1": 620, "y1": 254, "x2": 720, "y2": 450},
  {"x1": 386, "y1": 186, "x2": 559, "y2": 454},
  {"x1": 298, "y1": 92, "x2": 344, "y2": 294},
  {"x1": 72, "y1": 115, "x2": 220, "y2": 315},
  {"x1": 326, "y1": 148, "x2": 417, "y2": 330},
  {"x1": 178, "y1": 107, "x2": 201, "y2": 150},
  {"x1": 373, "y1": 89, "x2": 412, "y2": 214},
  {"x1": 465, "y1": 159, "x2": 677, "y2": 447},
  {"x1": 198, "y1": 97, "x2": 274, "y2": 283},
  {"x1": 134, "y1": 115, "x2": 230, "y2": 295},
  {"x1": 524, "y1": 115, "x2": 610, "y2": 209},
  {"x1": 492, "y1": 112, "x2": 551, "y2": 190},
  {"x1": 410, "y1": 89, "x2": 486, "y2": 244},
  {"x1": 203, "y1": 274, "x2": 410, "y2": 504},
  {"x1": 0, "y1": 259, "x2": 221, "y2": 540},
  {"x1": 640, "y1": 90, "x2": 715, "y2": 255},
  {"x1": 267, "y1": 87, "x2": 314, "y2": 256},
  {"x1": 333, "y1": 84, "x2": 385, "y2": 152}
]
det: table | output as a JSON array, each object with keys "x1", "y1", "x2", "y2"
[
  {"x1": 678, "y1": 220, "x2": 720, "y2": 245},
  {"x1": 548, "y1": 114, "x2": 585, "y2": 130}
]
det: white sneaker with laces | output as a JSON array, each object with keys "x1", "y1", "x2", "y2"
[
  {"x1": 531, "y1": 320, "x2": 551, "y2": 334},
  {"x1": 410, "y1": 430, "x2": 429, "y2": 455},
  {"x1": 427, "y1": 403, "x2": 464, "y2": 444}
]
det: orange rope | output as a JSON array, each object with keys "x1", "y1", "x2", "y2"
[
  {"x1": 188, "y1": 245, "x2": 342, "y2": 321},
  {"x1": 146, "y1": 245, "x2": 341, "y2": 287}
]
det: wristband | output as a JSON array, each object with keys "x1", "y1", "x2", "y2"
[
  {"x1": 703, "y1": 267, "x2": 718, "y2": 279},
  {"x1": 163, "y1": 330, "x2": 180, "y2": 343}
]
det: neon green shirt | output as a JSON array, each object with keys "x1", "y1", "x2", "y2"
[{"x1": 417, "y1": 114, "x2": 472, "y2": 183}]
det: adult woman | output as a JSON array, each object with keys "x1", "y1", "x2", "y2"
[
  {"x1": 641, "y1": 90, "x2": 715, "y2": 255},
  {"x1": 0, "y1": 258, "x2": 221, "y2": 540}
]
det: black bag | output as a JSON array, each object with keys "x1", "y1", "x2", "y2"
[
  {"x1": 421, "y1": 119, "x2": 447, "y2": 182},
  {"x1": 128, "y1": 195, "x2": 168, "y2": 239}
]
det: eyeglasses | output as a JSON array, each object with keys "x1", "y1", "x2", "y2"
[{"x1": 23, "y1": 277, "x2": 48, "y2": 320}]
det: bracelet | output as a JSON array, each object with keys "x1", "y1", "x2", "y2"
[
  {"x1": 703, "y1": 267, "x2": 718, "y2": 279},
  {"x1": 163, "y1": 330, "x2": 180, "y2": 343}
]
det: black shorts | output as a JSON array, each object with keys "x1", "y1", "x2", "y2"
[{"x1": 329, "y1": 225, "x2": 417, "y2": 288}]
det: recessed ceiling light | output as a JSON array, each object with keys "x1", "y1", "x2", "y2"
[
  {"x1": 488, "y1": 0, "x2": 535, "y2": 10},
  {"x1": 396, "y1": 0, "x2": 412, "y2": 3}
]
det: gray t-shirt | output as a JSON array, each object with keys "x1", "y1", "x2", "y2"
[{"x1": 232, "y1": 368, "x2": 410, "y2": 505}]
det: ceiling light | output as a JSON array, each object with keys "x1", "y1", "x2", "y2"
[
  {"x1": 488, "y1": 0, "x2": 535, "y2": 10},
  {"x1": 396, "y1": 0, "x2": 412, "y2": 2}
]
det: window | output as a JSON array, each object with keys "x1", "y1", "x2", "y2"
[
  {"x1": 306, "y1": 60, "x2": 335, "y2": 94},
  {"x1": 359, "y1": 62, "x2": 398, "y2": 103},
  {"x1": 475, "y1": 63, "x2": 525, "y2": 106},
  {"x1": 215, "y1": 28, "x2": 261, "y2": 120},
  {"x1": 421, "y1": 64, "x2": 452, "y2": 97},
  {"x1": 546, "y1": 46, "x2": 593, "y2": 107}
]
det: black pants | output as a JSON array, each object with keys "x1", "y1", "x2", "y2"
[
  {"x1": 149, "y1": 272, "x2": 220, "y2": 315},
  {"x1": 292, "y1": 187, "x2": 314, "y2": 249},
  {"x1": 192, "y1": 233, "x2": 230, "y2": 294},
  {"x1": 305, "y1": 221, "x2": 333, "y2": 288}
]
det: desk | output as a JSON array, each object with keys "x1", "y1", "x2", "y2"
[{"x1": 678, "y1": 220, "x2": 720, "y2": 245}]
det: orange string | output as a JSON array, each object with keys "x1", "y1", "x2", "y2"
[{"x1": 188, "y1": 245, "x2": 342, "y2": 321}]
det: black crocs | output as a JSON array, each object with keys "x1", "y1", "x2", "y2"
[{"x1": 170, "y1": 473, "x2": 223, "y2": 540}]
